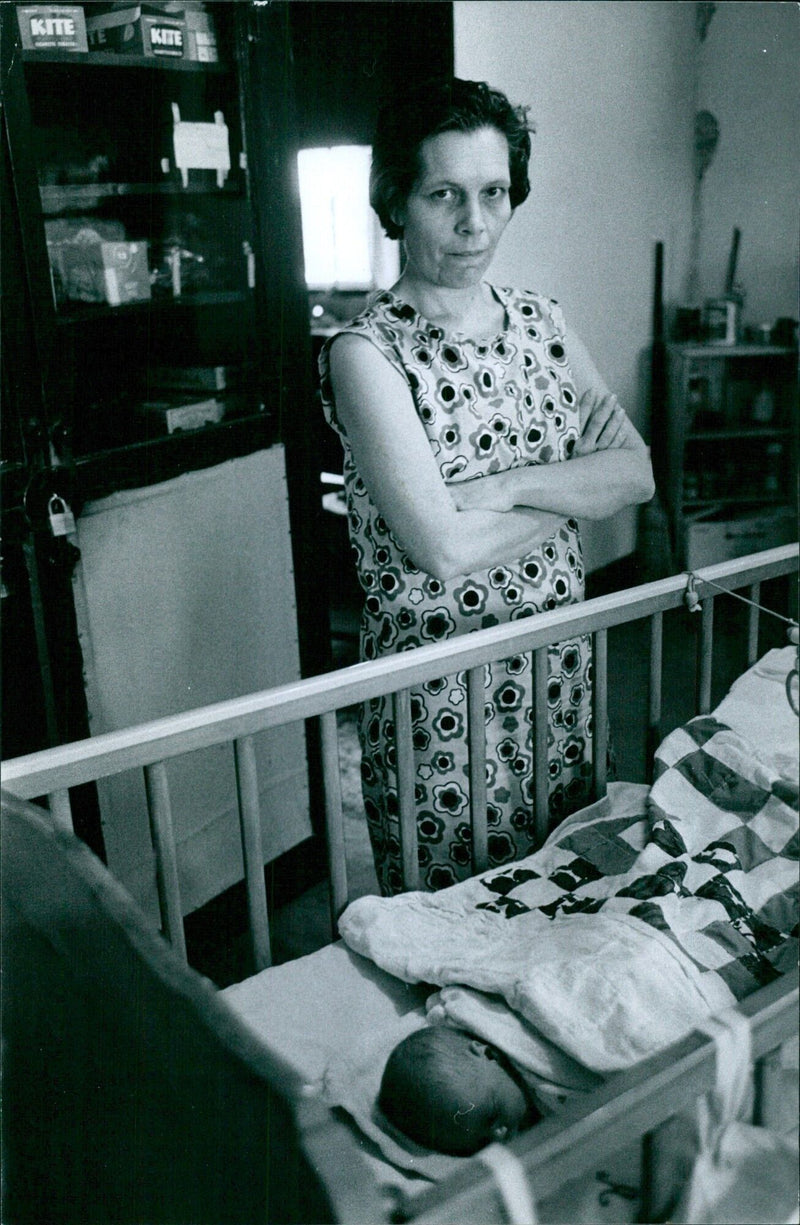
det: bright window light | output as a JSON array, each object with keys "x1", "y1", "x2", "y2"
[{"x1": 297, "y1": 145, "x2": 398, "y2": 290}]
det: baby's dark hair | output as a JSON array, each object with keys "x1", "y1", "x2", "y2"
[
  {"x1": 370, "y1": 77, "x2": 535, "y2": 240},
  {"x1": 379, "y1": 1026, "x2": 535, "y2": 1156}
]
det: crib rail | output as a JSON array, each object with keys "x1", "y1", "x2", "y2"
[{"x1": 2, "y1": 545, "x2": 797, "y2": 970}]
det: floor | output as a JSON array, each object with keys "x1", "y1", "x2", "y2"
[{"x1": 186, "y1": 565, "x2": 794, "y2": 988}]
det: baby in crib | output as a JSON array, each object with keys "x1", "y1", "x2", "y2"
[{"x1": 378, "y1": 1024, "x2": 541, "y2": 1156}]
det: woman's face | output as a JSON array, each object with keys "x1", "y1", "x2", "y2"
[{"x1": 396, "y1": 126, "x2": 513, "y2": 289}]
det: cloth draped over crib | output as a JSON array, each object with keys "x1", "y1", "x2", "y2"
[{"x1": 649, "y1": 1011, "x2": 799, "y2": 1225}]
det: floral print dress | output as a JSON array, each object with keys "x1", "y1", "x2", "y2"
[{"x1": 319, "y1": 286, "x2": 594, "y2": 895}]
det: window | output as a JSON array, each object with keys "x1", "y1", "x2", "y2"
[{"x1": 297, "y1": 145, "x2": 399, "y2": 290}]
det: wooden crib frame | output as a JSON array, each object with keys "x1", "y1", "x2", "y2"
[{"x1": 3, "y1": 543, "x2": 798, "y2": 1223}]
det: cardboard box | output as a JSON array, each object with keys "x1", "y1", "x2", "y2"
[
  {"x1": 149, "y1": 365, "x2": 229, "y2": 392},
  {"x1": 684, "y1": 507, "x2": 797, "y2": 570},
  {"x1": 16, "y1": 5, "x2": 88, "y2": 51},
  {"x1": 60, "y1": 240, "x2": 151, "y2": 306},
  {"x1": 184, "y1": 5, "x2": 218, "y2": 62},
  {"x1": 86, "y1": 5, "x2": 186, "y2": 58},
  {"x1": 140, "y1": 397, "x2": 224, "y2": 434}
]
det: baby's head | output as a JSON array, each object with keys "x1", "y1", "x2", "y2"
[{"x1": 378, "y1": 1025, "x2": 539, "y2": 1155}]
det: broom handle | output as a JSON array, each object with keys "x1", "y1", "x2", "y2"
[{"x1": 724, "y1": 226, "x2": 741, "y2": 297}]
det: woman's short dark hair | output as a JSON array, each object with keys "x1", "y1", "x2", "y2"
[{"x1": 370, "y1": 78, "x2": 534, "y2": 240}]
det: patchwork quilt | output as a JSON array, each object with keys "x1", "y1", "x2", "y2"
[{"x1": 340, "y1": 717, "x2": 798, "y2": 1074}]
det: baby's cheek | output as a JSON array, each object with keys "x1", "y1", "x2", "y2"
[{"x1": 498, "y1": 1080, "x2": 531, "y2": 1132}]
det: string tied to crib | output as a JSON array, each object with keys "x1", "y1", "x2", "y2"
[{"x1": 683, "y1": 571, "x2": 799, "y2": 715}]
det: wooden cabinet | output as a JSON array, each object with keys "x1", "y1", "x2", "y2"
[
  {"x1": 661, "y1": 344, "x2": 797, "y2": 569},
  {"x1": 1, "y1": 5, "x2": 324, "y2": 879}
]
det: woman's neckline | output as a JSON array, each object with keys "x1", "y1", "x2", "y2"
[{"x1": 379, "y1": 283, "x2": 512, "y2": 344}]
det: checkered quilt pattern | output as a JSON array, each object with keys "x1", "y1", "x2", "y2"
[
  {"x1": 339, "y1": 712, "x2": 798, "y2": 1081},
  {"x1": 471, "y1": 716, "x2": 798, "y2": 1002}
]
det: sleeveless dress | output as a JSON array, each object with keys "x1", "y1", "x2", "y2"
[{"x1": 319, "y1": 285, "x2": 594, "y2": 895}]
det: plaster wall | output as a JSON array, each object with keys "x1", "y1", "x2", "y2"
[
  {"x1": 694, "y1": 2, "x2": 799, "y2": 326},
  {"x1": 452, "y1": 2, "x2": 732, "y2": 570}
]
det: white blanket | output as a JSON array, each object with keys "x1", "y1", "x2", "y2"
[{"x1": 340, "y1": 901, "x2": 732, "y2": 1075}]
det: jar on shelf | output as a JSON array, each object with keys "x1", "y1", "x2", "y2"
[
  {"x1": 764, "y1": 441, "x2": 784, "y2": 495},
  {"x1": 704, "y1": 298, "x2": 739, "y2": 345},
  {"x1": 751, "y1": 385, "x2": 775, "y2": 425},
  {"x1": 683, "y1": 470, "x2": 700, "y2": 501}
]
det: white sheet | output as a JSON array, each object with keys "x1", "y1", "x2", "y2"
[
  {"x1": 714, "y1": 646, "x2": 798, "y2": 784},
  {"x1": 221, "y1": 940, "x2": 429, "y2": 1090}
]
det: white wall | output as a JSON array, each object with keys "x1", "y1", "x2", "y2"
[
  {"x1": 454, "y1": 0, "x2": 796, "y2": 571},
  {"x1": 695, "y1": 2, "x2": 800, "y2": 325}
]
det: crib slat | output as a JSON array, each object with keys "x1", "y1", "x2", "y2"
[
  {"x1": 747, "y1": 582, "x2": 761, "y2": 667},
  {"x1": 697, "y1": 597, "x2": 715, "y2": 714},
  {"x1": 647, "y1": 612, "x2": 664, "y2": 779},
  {"x1": 592, "y1": 629, "x2": 608, "y2": 801},
  {"x1": 532, "y1": 648, "x2": 549, "y2": 846},
  {"x1": 467, "y1": 667, "x2": 488, "y2": 874},
  {"x1": 233, "y1": 735, "x2": 271, "y2": 971},
  {"x1": 394, "y1": 688, "x2": 419, "y2": 891},
  {"x1": 48, "y1": 788, "x2": 74, "y2": 832},
  {"x1": 143, "y1": 761, "x2": 187, "y2": 962},
  {"x1": 320, "y1": 711, "x2": 349, "y2": 925},
  {"x1": 753, "y1": 1048, "x2": 780, "y2": 1127}
]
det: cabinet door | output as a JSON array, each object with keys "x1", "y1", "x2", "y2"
[
  {"x1": 5, "y1": 2, "x2": 311, "y2": 493},
  {"x1": 73, "y1": 446, "x2": 310, "y2": 919}
]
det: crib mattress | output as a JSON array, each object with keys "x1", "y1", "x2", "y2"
[{"x1": 221, "y1": 937, "x2": 431, "y2": 1091}]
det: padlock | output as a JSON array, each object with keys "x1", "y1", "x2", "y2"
[{"x1": 48, "y1": 494, "x2": 76, "y2": 538}]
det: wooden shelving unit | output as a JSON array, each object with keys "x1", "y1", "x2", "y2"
[{"x1": 661, "y1": 343, "x2": 798, "y2": 568}]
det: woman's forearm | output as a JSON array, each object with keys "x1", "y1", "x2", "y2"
[
  {"x1": 426, "y1": 505, "x2": 568, "y2": 581},
  {"x1": 506, "y1": 447, "x2": 654, "y2": 518},
  {"x1": 452, "y1": 447, "x2": 655, "y2": 520}
]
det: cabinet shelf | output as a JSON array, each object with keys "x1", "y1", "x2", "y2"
[
  {"x1": 55, "y1": 290, "x2": 249, "y2": 325},
  {"x1": 22, "y1": 49, "x2": 227, "y2": 73},
  {"x1": 682, "y1": 496, "x2": 791, "y2": 511},
  {"x1": 74, "y1": 407, "x2": 271, "y2": 462},
  {"x1": 687, "y1": 427, "x2": 792, "y2": 442},
  {"x1": 69, "y1": 411, "x2": 279, "y2": 502},
  {"x1": 661, "y1": 344, "x2": 798, "y2": 567},
  {"x1": 40, "y1": 181, "x2": 244, "y2": 213},
  {"x1": 669, "y1": 343, "x2": 796, "y2": 359}
]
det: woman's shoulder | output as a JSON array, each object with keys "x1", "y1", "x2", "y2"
[
  {"x1": 495, "y1": 285, "x2": 566, "y2": 330},
  {"x1": 322, "y1": 291, "x2": 411, "y2": 355},
  {"x1": 495, "y1": 284, "x2": 554, "y2": 305},
  {"x1": 318, "y1": 292, "x2": 411, "y2": 404}
]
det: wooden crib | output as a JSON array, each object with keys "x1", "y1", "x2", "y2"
[{"x1": 3, "y1": 544, "x2": 798, "y2": 1224}]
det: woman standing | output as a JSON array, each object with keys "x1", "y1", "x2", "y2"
[{"x1": 320, "y1": 79, "x2": 654, "y2": 894}]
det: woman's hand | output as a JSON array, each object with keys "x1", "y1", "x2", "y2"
[{"x1": 574, "y1": 391, "x2": 634, "y2": 456}]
